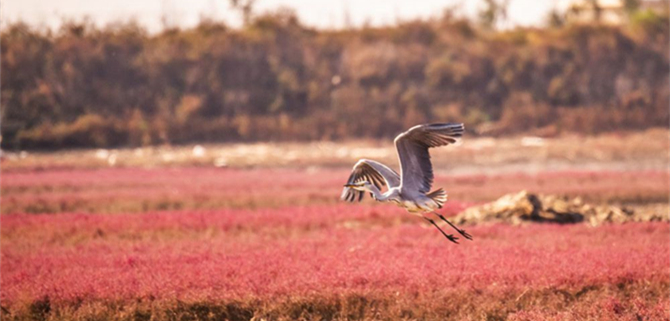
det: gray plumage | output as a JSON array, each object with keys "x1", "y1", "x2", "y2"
[
  {"x1": 340, "y1": 159, "x2": 400, "y2": 202},
  {"x1": 341, "y1": 122, "x2": 471, "y2": 243}
]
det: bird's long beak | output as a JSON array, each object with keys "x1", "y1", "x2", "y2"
[{"x1": 343, "y1": 184, "x2": 354, "y2": 188}]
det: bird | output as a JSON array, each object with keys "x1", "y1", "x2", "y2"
[{"x1": 341, "y1": 122, "x2": 472, "y2": 244}]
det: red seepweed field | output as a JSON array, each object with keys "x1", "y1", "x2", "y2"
[{"x1": 1, "y1": 165, "x2": 669, "y2": 320}]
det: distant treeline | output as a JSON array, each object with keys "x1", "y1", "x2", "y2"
[{"x1": 2, "y1": 10, "x2": 668, "y2": 149}]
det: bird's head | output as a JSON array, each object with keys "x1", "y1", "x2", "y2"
[{"x1": 343, "y1": 181, "x2": 372, "y2": 192}]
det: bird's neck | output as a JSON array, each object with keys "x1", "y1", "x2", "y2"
[{"x1": 367, "y1": 185, "x2": 390, "y2": 201}]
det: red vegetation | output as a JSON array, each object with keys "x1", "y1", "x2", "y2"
[
  {"x1": 2, "y1": 167, "x2": 667, "y2": 214},
  {"x1": 1, "y1": 167, "x2": 668, "y2": 319},
  {"x1": 2, "y1": 207, "x2": 669, "y2": 318}
]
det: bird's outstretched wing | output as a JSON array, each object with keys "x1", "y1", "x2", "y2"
[
  {"x1": 394, "y1": 123, "x2": 464, "y2": 195},
  {"x1": 340, "y1": 159, "x2": 400, "y2": 202}
]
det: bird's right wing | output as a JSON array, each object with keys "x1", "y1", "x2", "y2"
[
  {"x1": 340, "y1": 159, "x2": 400, "y2": 202},
  {"x1": 394, "y1": 123, "x2": 464, "y2": 195}
]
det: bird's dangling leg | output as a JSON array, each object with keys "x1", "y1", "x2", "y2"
[
  {"x1": 424, "y1": 217, "x2": 459, "y2": 244},
  {"x1": 432, "y1": 212, "x2": 473, "y2": 241}
]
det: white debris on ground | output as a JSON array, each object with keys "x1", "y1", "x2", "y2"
[
  {"x1": 95, "y1": 149, "x2": 109, "y2": 159},
  {"x1": 213, "y1": 157, "x2": 228, "y2": 168},
  {"x1": 192, "y1": 145, "x2": 206, "y2": 158},
  {"x1": 94, "y1": 149, "x2": 118, "y2": 166},
  {"x1": 521, "y1": 136, "x2": 545, "y2": 147},
  {"x1": 107, "y1": 153, "x2": 117, "y2": 166},
  {"x1": 452, "y1": 190, "x2": 669, "y2": 226},
  {"x1": 0, "y1": 150, "x2": 29, "y2": 160}
]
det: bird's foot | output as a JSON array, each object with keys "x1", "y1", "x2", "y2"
[
  {"x1": 445, "y1": 234, "x2": 459, "y2": 244},
  {"x1": 457, "y1": 229, "x2": 473, "y2": 241}
]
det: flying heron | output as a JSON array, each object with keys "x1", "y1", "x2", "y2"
[{"x1": 341, "y1": 122, "x2": 472, "y2": 244}]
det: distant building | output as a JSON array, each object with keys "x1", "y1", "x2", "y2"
[
  {"x1": 558, "y1": 0, "x2": 668, "y2": 24},
  {"x1": 640, "y1": 0, "x2": 669, "y2": 12}
]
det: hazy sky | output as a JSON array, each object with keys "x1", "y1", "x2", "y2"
[{"x1": 2, "y1": 0, "x2": 560, "y2": 32}]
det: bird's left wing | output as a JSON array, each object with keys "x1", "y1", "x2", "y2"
[
  {"x1": 394, "y1": 123, "x2": 464, "y2": 195},
  {"x1": 340, "y1": 159, "x2": 400, "y2": 202}
]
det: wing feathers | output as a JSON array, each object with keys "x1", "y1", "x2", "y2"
[
  {"x1": 395, "y1": 123, "x2": 464, "y2": 194},
  {"x1": 340, "y1": 159, "x2": 400, "y2": 203}
]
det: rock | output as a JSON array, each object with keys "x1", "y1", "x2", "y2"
[{"x1": 452, "y1": 191, "x2": 668, "y2": 226}]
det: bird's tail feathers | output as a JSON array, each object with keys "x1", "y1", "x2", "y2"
[{"x1": 427, "y1": 188, "x2": 447, "y2": 208}]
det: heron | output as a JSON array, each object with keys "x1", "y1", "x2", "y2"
[{"x1": 341, "y1": 122, "x2": 472, "y2": 244}]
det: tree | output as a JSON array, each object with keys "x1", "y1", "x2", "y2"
[
  {"x1": 623, "y1": 0, "x2": 641, "y2": 16},
  {"x1": 229, "y1": 0, "x2": 256, "y2": 26},
  {"x1": 586, "y1": 0, "x2": 603, "y2": 22},
  {"x1": 478, "y1": 0, "x2": 510, "y2": 30},
  {"x1": 546, "y1": 8, "x2": 566, "y2": 28}
]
